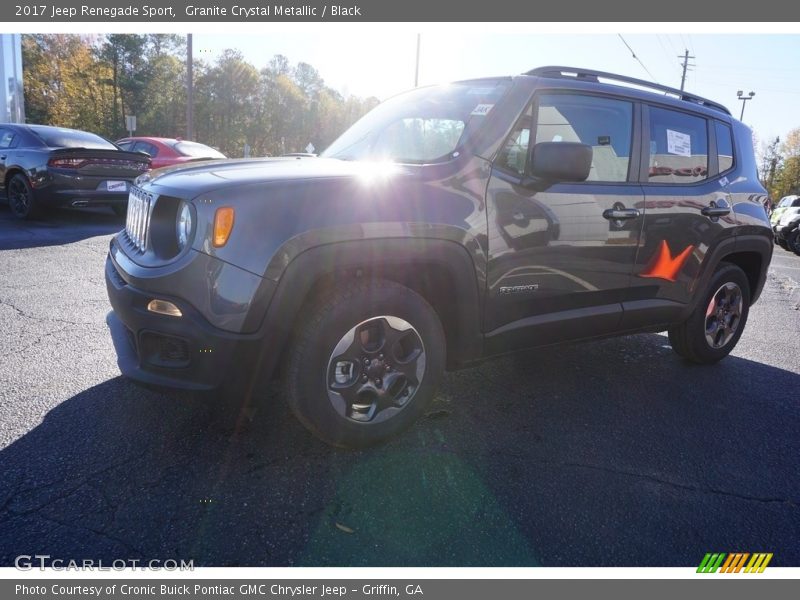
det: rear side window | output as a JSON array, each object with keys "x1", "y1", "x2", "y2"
[
  {"x1": 173, "y1": 141, "x2": 225, "y2": 159},
  {"x1": 133, "y1": 141, "x2": 159, "y2": 157},
  {"x1": 715, "y1": 121, "x2": 734, "y2": 173},
  {"x1": 28, "y1": 125, "x2": 115, "y2": 150},
  {"x1": 535, "y1": 94, "x2": 633, "y2": 182},
  {"x1": 647, "y1": 107, "x2": 708, "y2": 184},
  {"x1": 0, "y1": 130, "x2": 15, "y2": 149}
]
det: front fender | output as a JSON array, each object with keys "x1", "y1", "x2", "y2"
[{"x1": 246, "y1": 236, "x2": 486, "y2": 377}]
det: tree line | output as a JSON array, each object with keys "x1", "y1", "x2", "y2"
[
  {"x1": 21, "y1": 34, "x2": 379, "y2": 157},
  {"x1": 759, "y1": 129, "x2": 800, "y2": 203}
]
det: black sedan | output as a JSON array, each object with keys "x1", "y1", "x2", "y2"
[{"x1": 0, "y1": 124, "x2": 150, "y2": 220}]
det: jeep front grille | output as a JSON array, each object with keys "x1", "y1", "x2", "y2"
[{"x1": 125, "y1": 186, "x2": 154, "y2": 252}]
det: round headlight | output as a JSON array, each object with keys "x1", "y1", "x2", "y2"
[{"x1": 176, "y1": 202, "x2": 192, "y2": 250}]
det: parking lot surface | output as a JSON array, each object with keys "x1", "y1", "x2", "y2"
[{"x1": 1, "y1": 206, "x2": 798, "y2": 566}]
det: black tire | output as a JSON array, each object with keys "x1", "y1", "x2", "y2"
[
  {"x1": 668, "y1": 262, "x2": 750, "y2": 364},
  {"x1": 285, "y1": 278, "x2": 445, "y2": 448},
  {"x1": 787, "y1": 230, "x2": 800, "y2": 257},
  {"x1": 111, "y1": 203, "x2": 128, "y2": 218},
  {"x1": 776, "y1": 238, "x2": 788, "y2": 250},
  {"x1": 7, "y1": 173, "x2": 43, "y2": 220}
]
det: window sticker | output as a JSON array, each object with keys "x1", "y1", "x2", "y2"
[
  {"x1": 666, "y1": 129, "x2": 691, "y2": 157},
  {"x1": 470, "y1": 104, "x2": 494, "y2": 116}
]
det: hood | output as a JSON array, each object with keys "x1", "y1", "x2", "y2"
[
  {"x1": 138, "y1": 156, "x2": 406, "y2": 198},
  {"x1": 779, "y1": 207, "x2": 800, "y2": 225}
]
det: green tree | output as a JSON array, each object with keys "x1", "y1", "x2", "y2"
[
  {"x1": 21, "y1": 35, "x2": 378, "y2": 157},
  {"x1": 99, "y1": 34, "x2": 149, "y2": 137},
  {"x1": 772, "y1": 129, "x2": 800, "y2": 200},
  {"x1": 194, "y1": 50, "x2": 260, "y2": 156},
  {"x1": 22, "y1": 34, "x2": 113, "y2": 135}
]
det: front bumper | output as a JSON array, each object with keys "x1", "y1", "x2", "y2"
[
  {"x1": 105, "y1": 255, "x2": 259, "y2": 391},
  {"x1": 773, "y1": 223, "x2": 797, "y2": 242}
]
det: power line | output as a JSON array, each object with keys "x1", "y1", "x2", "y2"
[
  {"x1": 617, "y1": 34, "x2": 658, "y2": 83},
  {"x1": 656, "y1": 35, "x2": 682, "y2": 75},
  {"x1": 663, "y1": 34, "x2": 679, "y2": 57}
]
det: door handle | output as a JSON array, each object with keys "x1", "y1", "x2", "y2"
[
  {"x1": 602, "y1": 207, "x2": 640, "y2": 220},
  {"x1": 0, "y1": 155, "x2": 6, "y2": 160},
  {"x1": 701, "y1": 204, "x2": 730, "y2": 218}
]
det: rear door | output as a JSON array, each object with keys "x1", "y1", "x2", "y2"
[
  {"x1": 485, "y1": 90, "x2": 645, "y2": 351},
  {"x1": 0, "y1": 128, "x2": 17, "y2": 191},
  {"x1": 622, "y1": 104, "x2": 738, "y2": 328}
]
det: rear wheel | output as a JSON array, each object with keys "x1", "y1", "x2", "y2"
[
  {"x1": 7, "y1": 174, "x2": 43, "y2": 220},
  {"x1": 285, "y1": 278, "x2": 445, "y2": 448},
  {"x1": 668, "y1": 262, "x2": 750, "y2": 364}
]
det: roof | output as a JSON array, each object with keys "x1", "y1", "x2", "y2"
[{"x1": 524, "y1": 66, "x2": 732, "y2": 119}]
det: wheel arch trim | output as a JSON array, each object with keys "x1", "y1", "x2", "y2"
[
  {"x1": 685, "y1": 233, "x2": 772, "y2": 317},
  {"x1": 246, "y1": 236, "x2": 486, "y2": 378}
]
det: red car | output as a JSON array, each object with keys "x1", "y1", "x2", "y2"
[{"x1": 114, "y1": 137, "x2": 225, "y2": 170}]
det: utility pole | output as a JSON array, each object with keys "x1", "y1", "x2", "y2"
[
  {"x1": 186, "y1": 33, "x2": 194, "y2": 140},
  {"x1": 678, "y1": 49, "x2": 695, "y2": 91},
  {"x1": 414, "y1": 33, "x2": 421, "y2": 87}
]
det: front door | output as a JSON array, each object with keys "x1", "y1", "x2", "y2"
[{"x1": 485, "y1": 91, "x2": 644, "y2": 352}]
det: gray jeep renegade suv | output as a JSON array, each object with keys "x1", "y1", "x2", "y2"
[{"x1": 106, "y1": 66, "x2": 773, "y2": 447}]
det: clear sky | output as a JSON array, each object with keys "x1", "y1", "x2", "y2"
[{"x1": 194, "y1": 32, "x2": 799, "y2": 143}]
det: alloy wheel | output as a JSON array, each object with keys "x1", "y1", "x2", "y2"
[
  {"x1": 8, "y1": 177, "x2": 30, "y2": 217},
  {"x1": 326, "y1": 315, "x2": 426, "y2": 424},
  {"x1": 704, "y1": 282, "x2": 743, "y2": 349}
]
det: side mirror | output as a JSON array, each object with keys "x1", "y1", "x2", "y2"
[{"x1": 530, "y1": 142, "x2": 592, "y2": 182}]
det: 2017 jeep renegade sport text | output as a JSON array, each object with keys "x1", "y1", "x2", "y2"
[{"x1": 106, "y1": 67, "x2": 773, "y2": 447}]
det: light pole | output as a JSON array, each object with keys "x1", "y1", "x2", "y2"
[
  {"x1": 414, "y1": 33, "x2": 421, "y2": 87},
  {"x1": 187, "y1": 33, "x2": 194, "y2": 140},
  {"x1": 737, "y1": 90, "x2": 755, "y2": 121}
]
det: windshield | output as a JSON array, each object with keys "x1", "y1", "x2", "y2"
[
  {"x1": 322, "y1": 80, "x2": 510, "y2": 163},
  {"x1": 28, "y1": 125, "x2": 116, "y2": 150},
  {"x1": 173, "y1": 141, "x2": 226, "y2": 159}
]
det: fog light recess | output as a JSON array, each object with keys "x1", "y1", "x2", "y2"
[{"x1": 147, "y1": 299, "x2": 183, "y2": 317}]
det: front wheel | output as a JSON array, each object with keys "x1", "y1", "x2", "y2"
[
  {"x1": 786, "y1": 230, "x2": 800, "y2": 257},
  {"x1": 668, "y1": 262, "x2": 750, "y2": 364},
  {"x1": 284, "y1": 279, "x2": 446, "y2": 448}
]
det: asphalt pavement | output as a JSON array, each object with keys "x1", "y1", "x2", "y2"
[{"x1": 0, "y1": 204, "x2": 798, "y2": 567}]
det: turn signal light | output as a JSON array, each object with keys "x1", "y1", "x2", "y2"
[
  {"x1": 147, "y1": 299, "x2": 183, "y2": 318},
  {"x1": 213, "y1": 207, "x2": 235, "y2": 247}
]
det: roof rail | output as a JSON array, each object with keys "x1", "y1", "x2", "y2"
[{"x1": 526, "y1": 66, "x2": 731, "y2": 116}]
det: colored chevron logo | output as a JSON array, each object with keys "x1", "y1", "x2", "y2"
[
  {"x1": 697, "y1": 552, "x2": 773, "y2": 573},
  {"x1": 640, "y1": 240, "x2": 694, "y2": 282}
]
